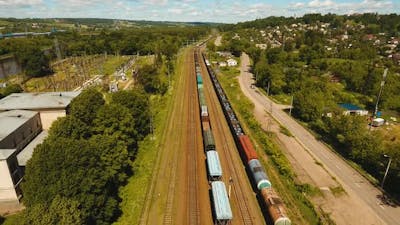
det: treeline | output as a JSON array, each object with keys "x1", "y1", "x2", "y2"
[
  {"x1": 230, "y1": 13, "x2": 400, "y2": 35},
  {"x1": 17, "y1": 87, "x2": 151, "y2": 225},
  {"x1": 0, "y1": 26, "x2": 208, "y2": 77}
]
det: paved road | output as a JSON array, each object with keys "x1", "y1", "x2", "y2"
[{"x1": 238, "y1": 52, "x2": 400, "y2": 225}]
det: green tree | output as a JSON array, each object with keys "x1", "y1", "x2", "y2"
[
  {"x1": 21, "y1": 196, "x2": 83, "y2": 225},
  {"x1": 0, "y1": 84, "x2": 23, "y2": 97},
  {"x1": 111, "y1": 89, "x2": 150, "y2": 138},
  {"x1": 92, "y1": 104, "x2": 137, "y2": 151},
  {"x1": 23, "y1": 136, "x2": 128, "y2": 224},
  {"x1": 48, "y1": 116, "x2": 91, "y2": 139},
  {"x1": 69, "y1": 88, "x2": 105, "y2": 125}
]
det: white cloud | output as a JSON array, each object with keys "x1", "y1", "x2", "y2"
[
  {"x1": 308, "y1": 0, "x2": 335, "y2": 8},
  {"x1": 0, "y1": 0, "x2": 43, "y2": 6},
  {"x1": 168, "y1": 7, "x2": 183, "y2": 14}
]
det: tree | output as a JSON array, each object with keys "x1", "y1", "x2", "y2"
[
  {"x1": 21, "y1": 196, "x2": 83, "y2": 225},
  {"x1": 111, "y1": 89, "x2": 150, "y2": 139},
  {"x1": 69, "y1": 88, "x2": 105, "y2": 125},
  {"x1": 22, "y1": 136, "x2": 128, "y2": 224},
  {"x1": 48, "y1": 116, "x2": 91, "y2": 140},
  {"x1": 0, "y1": 83, "x2": 23, "y2": 97},
  {"x1": 92, "y1": 104, "x2": 137, "y2": 152}
]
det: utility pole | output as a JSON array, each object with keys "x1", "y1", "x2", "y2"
[
  {"x1": 381, "y1": 154, "x2": 392, "y2": 189},
  {"x1": 267, "y1": 81, "x2": 271, "y2": 96},
  {"x1": 373, "y1": 68, "x2": 388, "y2": 118},
  {"x1": 289, "y1": 95, "x2": 294, "y2": 116}
]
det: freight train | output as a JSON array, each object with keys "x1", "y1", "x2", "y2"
[
  {"x1": 194, "y1": 51, "x2": 233, "y2": 225},
  {"x1": 200, "y1": 51, "x2": 291, "y2": 225}
]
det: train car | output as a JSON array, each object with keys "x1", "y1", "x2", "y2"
[
  {"x1": 206, "y1": 150, "x2": 222, "y2": 180},
  {"x1": 201, "y1": 105, "x2": 209, "y2": 121},
  {"x1": 197, "y1": 75, "x2": 203, "y2": 84},
  {"x1": 198, "y1": 91, "x2": 206, "y2": 107},
  {"x1": 248, "y1": 159, "x2": 271, "y2": 190},
  {"x1": 203, "y1": 129, "x2": 216, "y2": 151},
  {"x1": 211, "y1": 181, "x2": 233, "y2": 225},
  {"x1": 238, "y1": 135, "x2": 258, "y2": 162},
  {"x1": 261, "y1": 188, "x2": 291, "y2": 225},
  {"x1": 202, "y1": 120, "x2": 211, "y2": 131}
]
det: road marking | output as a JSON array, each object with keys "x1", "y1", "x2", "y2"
[
  {"x1": 335, "y1": 165, "x2": 342, "y2": 170},
  {"x1": 354, "y1": 182, "x2": 361, "y2": 187}
]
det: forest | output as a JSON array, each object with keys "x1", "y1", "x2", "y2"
[
  {"x1": 216, "y1": 13, "x2": 400, "y2": 196},
  {"x1": 0, "y1": 26, "x2": 207, "y2": 79}
]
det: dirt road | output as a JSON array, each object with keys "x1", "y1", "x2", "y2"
[
  {"x1": 238, "y1": 52, "x2": 399, "y2": 225},
  {"x1": 214, "y1": 35, "x2": 222, "y2": 47}
]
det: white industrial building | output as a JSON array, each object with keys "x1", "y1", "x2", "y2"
[
  {"x1": 0, "y1": 91, "x2": 80, "y2": 130},
  {"x1": 0, "y1": 110, "x2": 44, "y2": 205},
  {"x1": 0, "y1": 91, "x2": 80, "y2": 207}
]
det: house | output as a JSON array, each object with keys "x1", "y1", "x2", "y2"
[
  {"x1": 227, "y1": 58, "x2": 237, "y2": 67},
  {"x1": 0, "y1": 91, "x2": 80, "y2": 130},
  {"x1": 0, "y1": 110, "x2": 47, "y2": 206},
  {"x1": 338, "y1": 103, "x2": 369, "y2": 116}
]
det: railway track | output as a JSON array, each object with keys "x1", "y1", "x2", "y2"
[
  {"x1": 187, "y1": 51, "x2": 201, "y2": 225},
  {"x1": 195, "y1": 50, "x2": 256, "y2": 225},
  {"x1": 139, "y1": 50, "x2": 190, "y2": 225}
]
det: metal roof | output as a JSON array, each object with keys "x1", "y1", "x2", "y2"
[
  {"x1": 0, "y1": 149, "x2": 16, "y2": 160},
  {"x1": 211, "y1": 181, "x2": 233, "y2": 220},
  {"x1": 17, "y1": 130, "x2": 48, "y2": 166},
  {"x1": 0, "y1": 110, "x2": 39, "y2": 142},
  {"x1": 338, "y1": 103, "x2": 364, "y2": 111},
  {"x1": 0, "y1": 91, "x2": 81, "y2": 111},
  {"x1": 206, "y1": 151, "x2": 222, "y2": 178}
]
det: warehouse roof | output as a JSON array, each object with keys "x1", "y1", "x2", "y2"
[
  {"x1": 17, "y1": 130, "x2": 48, "y2": 166},
  {"x1": 0, "y1": 110, "x2": 38, "y2": 142},
  {"x1": 211, "y1": 181, "x2": 233, "y2": 220},
  {"x1": 206, "y1": 151, "x2": 222, "y2": 178},
  {"x1": 0, "y1": 91, "x2": 81, "y2": 111}
]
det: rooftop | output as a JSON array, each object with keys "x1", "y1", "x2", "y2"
[
  {"x1": 0, "y1": 149, "x2": 16, "y2": 160},
  {"x1": 338, "y1": 103, "x2": 364, "y2": 111},
  {"x1": 0, "y1": 91, "x2": 81, "y2": 111},
  {"x1": 17, "y1": 130, "x2": 48, "y2": 166},
  {"x1": 0, "y1": 110, "x2": 39, "y2": 142}
]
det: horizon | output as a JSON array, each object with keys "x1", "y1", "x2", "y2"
[{"x1": 0, "y1": 0, "x2": 399, "y2": 24}]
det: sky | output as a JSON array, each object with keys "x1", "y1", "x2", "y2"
[{"x1": 0, "y1": 0, "x2": 399, "y2": 23}]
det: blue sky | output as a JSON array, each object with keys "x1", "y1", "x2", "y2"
[{"x1": 0, "y1": 0, "x2": 399, "y2": 23}]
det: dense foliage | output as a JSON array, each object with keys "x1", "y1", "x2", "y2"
[
  {"x1": 21, "y1": 88, "x2": 152, "y2": 224},
  {"x1": 0, "y1": 26, "x2": 207, "y2": 77},
  {"x1": 217, "y1": 13, "x2": 400, "y2": 196}
]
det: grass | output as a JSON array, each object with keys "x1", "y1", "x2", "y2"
[
  {"x1": 280, "y1": 125, "x2": 293, "y2": 137},
  {"x1": 103, "y1": 56, "x2": 129, "y2": 76},
  {"x1": 2, "y1": 213, "x2": 23, "y2": 225},
  {"x1": 113, "y1": 49, "x2": 185, "y2": 225},
  {"x1": 329, "y1": 186, "x2": 346, "y2": 197},
  {"x1": 216, "y1": 65, "x2": 324, "y2": 225}
]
